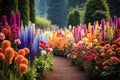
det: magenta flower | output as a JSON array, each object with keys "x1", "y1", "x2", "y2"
[{"x1": 0, "y1": 32, "x2": 5, "y2": 40}]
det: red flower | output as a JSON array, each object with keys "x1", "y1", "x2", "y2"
[{"x1": 46, "y1": 48, "x2": 50, "y2": 52}]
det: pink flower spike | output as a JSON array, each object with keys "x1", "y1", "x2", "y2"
[
  {"x1": 0, "y1": 32, "x2": 5, "y2": 40},
  {"x1": 14, "y1": 39, "x2": 21, "y2": 45}
]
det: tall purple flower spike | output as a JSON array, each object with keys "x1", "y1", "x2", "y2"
[
  {"x1": 109, "y1": 18, "x2": 114, "y2": 27},
  {"x1": 16, "y1": 11, "x2": 21, "y2": 27},
  {"x1": 2, "y1": 15, "x2": 7, "y2": 27},
  {"x1": 114, "y1": 16, "x2": 117, "y2": 26},
  {"x1": 117, "y1": 18, "x2": 120, "y2": 29},
  {"x1": 10, "y1": 12, "x2": 16, "y2": 26},
  {"x1": 101, "y1": 19, "x2": 105, "y2": 31}
]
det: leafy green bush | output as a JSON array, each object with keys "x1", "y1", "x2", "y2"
[
  {"x1": 35, "y1": 16, "x2": 51, "y2": 29},
  {"x1": 34, "y1": 53, "x2": 54, "y2": 79}
]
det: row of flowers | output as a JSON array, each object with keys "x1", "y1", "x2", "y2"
[
  {"x1": 47, "y1": 16, "x2": 120, "y2": 80},
  {"x1": 0, "y1": 13, "x2": 54, "y2": 80}
]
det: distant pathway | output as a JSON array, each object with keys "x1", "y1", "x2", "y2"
[{"x1": 43, "y1": 56, "x2": 88, "y2": 80}]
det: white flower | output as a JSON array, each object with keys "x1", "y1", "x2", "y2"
[
  {"x1": 49, "y1": 48, "x2": 53, "y2": 52},
  {"x1": 41, "y1": 50, "x2": 46, "y2": 55}
]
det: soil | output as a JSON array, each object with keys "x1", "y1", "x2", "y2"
[{"x1": 43, "y1": 56, "x2": 88, "y2": 80}]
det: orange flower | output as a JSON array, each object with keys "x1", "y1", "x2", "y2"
[
  {"x1": 1, "y1": 40, "x2": 11, "y2": 53},
  {"x1": 102, "y1": 59, "x2": 111, "y2": 65},
  {"x1": 5, "y1": 47, "x2": 14, "y2": 64},
  {"x1": 18, "y1": 49, "x2": 25, "y2": 56},
  {"x1": 19, "y1": 64, "x2": 28, "y2": 73},
  {"x1": 20, "y1": 58, "x2": 28, "y2": 65},
  {"x1": 0, "y1": 53, "x2": 5, "y2": 60},
  {"x1": 23, "y1": 48, "x2": 30, "y2": 55},
  {"x1": 14, "y1": 51, "x2": 18, "y2": 57},
  {"x1": 1, "y1": 28, "x2": 8, "y2": 35},
  {"x1": 15, "y1": 55, "x2": 24, "y2": 64},
  {"x1": 110, "y1": 57, "x2": 120, "y2": 62}
]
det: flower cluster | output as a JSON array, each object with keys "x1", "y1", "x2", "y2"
[{"x1": 0, "y1": 40, "x2": 30, "y2": 80}]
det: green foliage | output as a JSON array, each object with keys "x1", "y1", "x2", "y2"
[
  {"x1": 84, "y1": 0, "x2": 110, "y2": 24},
  {"x1": 34, "y1": 53, "x2": 54, "y2": 79},
  {"x1": 0, "y1": 0, "x2": 18, "y2": 23},
  {"x1": 18, "y1": 0, "x2": 30, "y2": 26},
  {"x1": 47, "y1": 0, "x2": 67, "y2": 28},
  {"x1": 107, "y1": 0, "x2": 120, "y2": 17},
  {"x1": 29, "y1": 0, "x2": 36, "y2": 23},
  {"x1": 67, "y1": 9, "x2": 80, "y2": 27},
  {"x1": 35, "y1": 16, "x2": 51, "y2": 29}
]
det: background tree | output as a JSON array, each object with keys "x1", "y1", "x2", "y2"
[
  {"x1": 18, "y1": 0, "x2": 29, "y2": 26},
  {"x1": 84, "y1": 0, "x2": 110, "y2": 24},
  {"x1": 107, "y1": 0, "x2": 120, "y2": 17},
  {"x1": 67, "y1": 9, "x2": 80, "y2": 27},
  {"x1": 68, "y1": 0, "x2": 86, "y2": 8},
  {"x1": 35, "y1": 0, "x2": 48, "y2": 18},
  {"x1": 47, "y1": 0, "x2": 67, "y2": 28},
  {"x1": 0, "y1": 0, "x2": 18, "y2": 23},
  {"x1": 29, "y1": 0, "x2": 36, "y2": 23}
]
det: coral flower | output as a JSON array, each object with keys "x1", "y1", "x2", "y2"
[
  {"x1": 20, "y1": 58, "x2": 28, "y2": 65},
  {"x1": 23, "y1": 48, "x2": 30, "y2": 55},
  {"x1": 0, "y1": 53, "x2": 5, "y2": 60},
  {"x1": 14, "y1": 51, "x2": 18, "y2": 57},
  {"x1": 5, "y1": 47, "x2": 14, "y2": 64},
  {"x1": 14, "y1": 39, "x2": 21, "y2": 45},
  {"x1": 1, "y1": 40, "x2": 11, "y2": 53},
  {"x1": 1, "y1": 28, "x2": 8, "y2": 35},
  {"x1": 15, "y1": 55, "x2": 24, "y2": 64},
  {"x1": 18, "y1": 49, "x2": 25, "y2": 56},
  {"x1": 19, "y1": 64, "x2": 28, "y2": 73},
  {"x1": 0, "y1": 32, "x2": 5, "y2": 40}
]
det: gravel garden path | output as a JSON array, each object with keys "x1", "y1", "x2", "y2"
[{"x1": 43, "y1": 56, "x2": 88, "y2": 80}]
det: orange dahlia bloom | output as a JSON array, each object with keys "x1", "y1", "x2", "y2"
[
  {"x1": 0, "y1": 53, "x2": 5, "y2": 60},
  {"x1": 20, "y1": 58, "x2": 28, "y2": 65},
  {"x1": 5, "y1": 47, "x2": 14, "y2": 64},
  {"x1": 15, "y1": 55, "x2": 24, "y2": 64},
  {"x1": 23, "y1": 48, "x2": 30, "y2": 55},
  {"x1": 1, "y1": 40, "x2": 11, "y2": 53},
  {"x1": 19, "y1": 64, "x2": 28, "y2": 73},
  {"x1": 18, "y1": 49, "x2": 25, "y2": 56},
  {"x1": 14, "y1": 51, "x2": 18, "y2": 57},
  {"x1": 1, "y1": 28, "x2": 8, "y2": 35}
]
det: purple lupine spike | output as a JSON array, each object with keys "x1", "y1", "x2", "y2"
[
  {"x1": 114, "y1": 16, "x2": 117, "y2": 26},
  {"x1": 10, "y1": 12, "x2": 16, "y2": 26},
  {"x1": 2, "y1": 15, "x2": 7, "y2": 27},
  {"x1": 19, "y1": 28, "x2": 27, "y2": 49},
  {"x1": 109, "y1": 18, "x2": 114, "y2": 27},
  {"x1": 78, "y1": 29, "x2": 82, "y2": 41},
  {"x1": 16, "y1": 11, "x2": 21, "y2": 27},
  {"x1": 114, "y1": 29, "x2": 119, "y2": 40},
  {"x1": 101, "y1": 19, "x2": 105, "y2": 31},
  {"x1": 11, "y1": 24, "x2": 20, "y2": 39},
  {"x1": 117, "y1": 18, "x2": 120, "y2": 29},
  {"x1": 102, "y1": 31, "x2": 106, "y2": 40}
]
